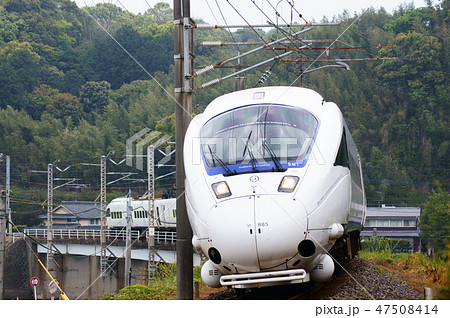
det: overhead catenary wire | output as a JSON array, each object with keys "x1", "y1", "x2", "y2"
[
  {"x1": 194, "y1": 27, "x2": 312, "y2": 83},
  {"x1": 225, "y1": 0, "x2": 281, "y2": 58},
  {"x1": 250, "y1": 0, "x2": 314, "y2": 57},
  {"x1": 258, "y1": 0, "x2": 302, "y2": 39},
  {"x1": 285, "y1": 0, "x2": 309, "y2": 24},
  {"x1": 290, "y1": 8, "x2": 370, "y2": 84},
  {"x1": 213, "y1": 0, "x2": 242, "y2": 55}
]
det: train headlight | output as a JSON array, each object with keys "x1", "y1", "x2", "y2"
[
  {"x1": 212, "y1": 181, "x2": 231, "y2": 199},
  {"x1": 278, "y1": 176, "x2": 299, "y2": 193}
]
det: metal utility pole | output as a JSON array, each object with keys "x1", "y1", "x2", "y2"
[
  {"x1": 0, "y1": 189, "x2": 6, "y2": 300},
  {"x1": 6, "y1": 156, "x2": 11, "y2": 243},
  {"x1": 100, "y1": 155, "x2": 108, "y2": 275},
  {"x1": 46, "y1": 163, "x2": 54, "y2": 271},
  {"x1": 147, "y1": 145, "x2": 156, "y2": 282},
  {"x1": 174, "y1": 0, "x2": 193, "y2": 300},
  {"x1": 124, "y1": 190, "x2": 132, "y2": 286},
  {"x1": 235, "y1": 58, "x2": 245, "y2": 91}
]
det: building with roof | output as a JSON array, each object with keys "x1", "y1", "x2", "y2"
[
  {"x1": 37, "y1": 201, "x2": 101, "y2": 229},
  {"x1": 361, "y1": 205, "x2": 421, "y2": 253}
]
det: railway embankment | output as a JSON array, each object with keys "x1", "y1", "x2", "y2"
[{"x1": 205, "y1": 256, "x2": 437, "y2": 300}]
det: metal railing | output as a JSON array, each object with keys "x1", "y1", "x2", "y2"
[
  {"x1": 150, "y1": 230, "x2": 177, "y2": 245},
  {"x1": 9, "y1": 232, "x2": 25, "y2": 243},
  {"x1": 23, "y1": 228, "x2": 177, "y2": 244},
  {"x1": 24, "y1": 228, "x2": 140, "y2": 240}
]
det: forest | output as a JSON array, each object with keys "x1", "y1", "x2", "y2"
[{"x1": 0, "y1": 0, "x2": 448, "y2": 230}]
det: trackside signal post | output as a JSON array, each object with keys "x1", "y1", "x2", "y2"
[{"x1": 174, "y1": 0, "x2": 193, "y2": 300}]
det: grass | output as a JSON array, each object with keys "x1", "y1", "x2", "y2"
[
  {"x1": 359, "y1": 249, "x2": 449, "y2": 299},
  {"x1": 102, "y1": 262, "x2": 224, "y2": 300}
]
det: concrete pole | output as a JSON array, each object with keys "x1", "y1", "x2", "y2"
[
  {"x1": 174, "y1": 0, "x2": 193, "y2": 300},
  {"x1": 0, "y1": 190, "x2": 6, "y2": 300},
  {"x1": 6, "y1": 156, "x2": 12, "y2": 242}
]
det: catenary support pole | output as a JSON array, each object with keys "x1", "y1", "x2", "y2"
[
  {"x1": 174, "y1": 0, "x2": 193, "y2": 300},
  {"x1": 46, "y1": 163, "x2": 54, "y2": 271},
  {"x1": 6, "y1": 156, "x2": 11, "y2": 243},
  {"x1": 235, "y1": 58, "x2": 244, "y2": 91},
  {"x1": 147, "y1": 145, "x2": 156, "y2": 282},
  {"x1": 100, "y1": 155, "x2": 107, "y2": 277},
  {"x1": 0, "y1": 190, "x2": 6, "y2": 300},
  {"x1": 125, "y1": 190, "x2": 132, "y2": 286}
]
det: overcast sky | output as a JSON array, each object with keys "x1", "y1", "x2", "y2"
[{"x1": 75, "y1": 0, "x2": 428, "y2": 25}]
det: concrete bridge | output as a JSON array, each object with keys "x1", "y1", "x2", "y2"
[{"x1": 4, "y1": 229, "x2": 201, "y2": 300}]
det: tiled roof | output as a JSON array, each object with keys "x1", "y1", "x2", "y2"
[
  {"x1": 38, "y1": 201, "x2": 101, "y2": 220},
  {"x1": 60, "y1": 201, "x2": 101, "y2": 219}
]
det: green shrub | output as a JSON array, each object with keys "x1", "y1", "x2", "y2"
[
  {"x1": 102, "y1": 261, "x2": 207, "y2": 300},
  {"x1": 361, "y1": 238, "x2": 412, "y2": 253}
]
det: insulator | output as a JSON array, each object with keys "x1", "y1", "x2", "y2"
[{"x1": 194, "y1": 65, "x2": 214, "y2": 77}]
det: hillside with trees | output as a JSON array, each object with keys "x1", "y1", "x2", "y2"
[{"x1": 0, "y1": 0, "x2": 448, "y2": 236}]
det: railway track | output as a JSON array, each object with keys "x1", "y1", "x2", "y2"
[{"x1": 204, "y1": 256, "x2": 421, "y2": 300}]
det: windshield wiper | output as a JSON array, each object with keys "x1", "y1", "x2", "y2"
[
  {"x1": 242, "y1": 131, "x2": 257, "y2": 172},
  {"x1": 263, "y1": 139, "x2": 285, "y2": 172},
  {"x1": 208, "y1": 145, "x2": 235, "y2": 175}
]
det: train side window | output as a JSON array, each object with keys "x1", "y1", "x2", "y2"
[
  {"x1": 134, "y1": 209, "x2": 146, "y2": 218},
  {"x1": 334, "y1": 129, "x2": 349, "y2": 168},
  {"x1": 111, "y1": 211, "x2": 122, "y2": 219}
]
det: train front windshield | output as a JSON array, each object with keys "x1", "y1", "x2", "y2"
[{"x1": 200, "y1": 104, "x2": 319, "y2": 175}]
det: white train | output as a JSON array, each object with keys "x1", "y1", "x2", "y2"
[
  {"x1": 106, "y1": 197, "x2": 176, "y2": 229},
  {"x1": 184, "y1": 86, "x2": 366, "y2": 289}
]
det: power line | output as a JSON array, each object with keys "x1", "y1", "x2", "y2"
[
  {"x1": 251, "y1": 0, "x2": 314, "y2": 59},
  {"x1": 213, "y1": 0, "x2": 241, "y2": 55},
  {"x1": 225, "y1": 0, "x2": 280, "y2": 58}
]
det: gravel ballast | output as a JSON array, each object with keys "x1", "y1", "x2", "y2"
[{"x1": 204, "y1": 257, "x2": 422, "y2": 300}]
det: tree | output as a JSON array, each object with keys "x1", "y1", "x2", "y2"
[
  {"x1": 376, "y1": 32, "x2": 444, "y2": 100},
  {"x1": 28, "y1": 84, "x2": 59, "y2": 119},
  {"x1": 88, "y1": 23, "x2": 173, "y2": 89},
  {"x1": 155, "y1": 113, "x2": 175, "y2": 140},
  {"x1": 420, "y1": 184, "x2": 450, "y2": 255},
  {"x1": 0, "y1": 41, "x2": 41, "y2": 110},
  {"x1": 149, "y1": 2, "x2": 172, "y2": 24},
  {"x1": 84, "y1": 3, "x2": 133, "y2": 33},
  {"x1": 79, "y1": 81, "x2": 111, "y2": 113},
  {"x1": 44, "y1": 92, "x2": 82, "y2": 122}
]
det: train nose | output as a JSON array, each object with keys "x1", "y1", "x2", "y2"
[{"x1": 206, "y1": 195, "x2": 308, "y2": 272}]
